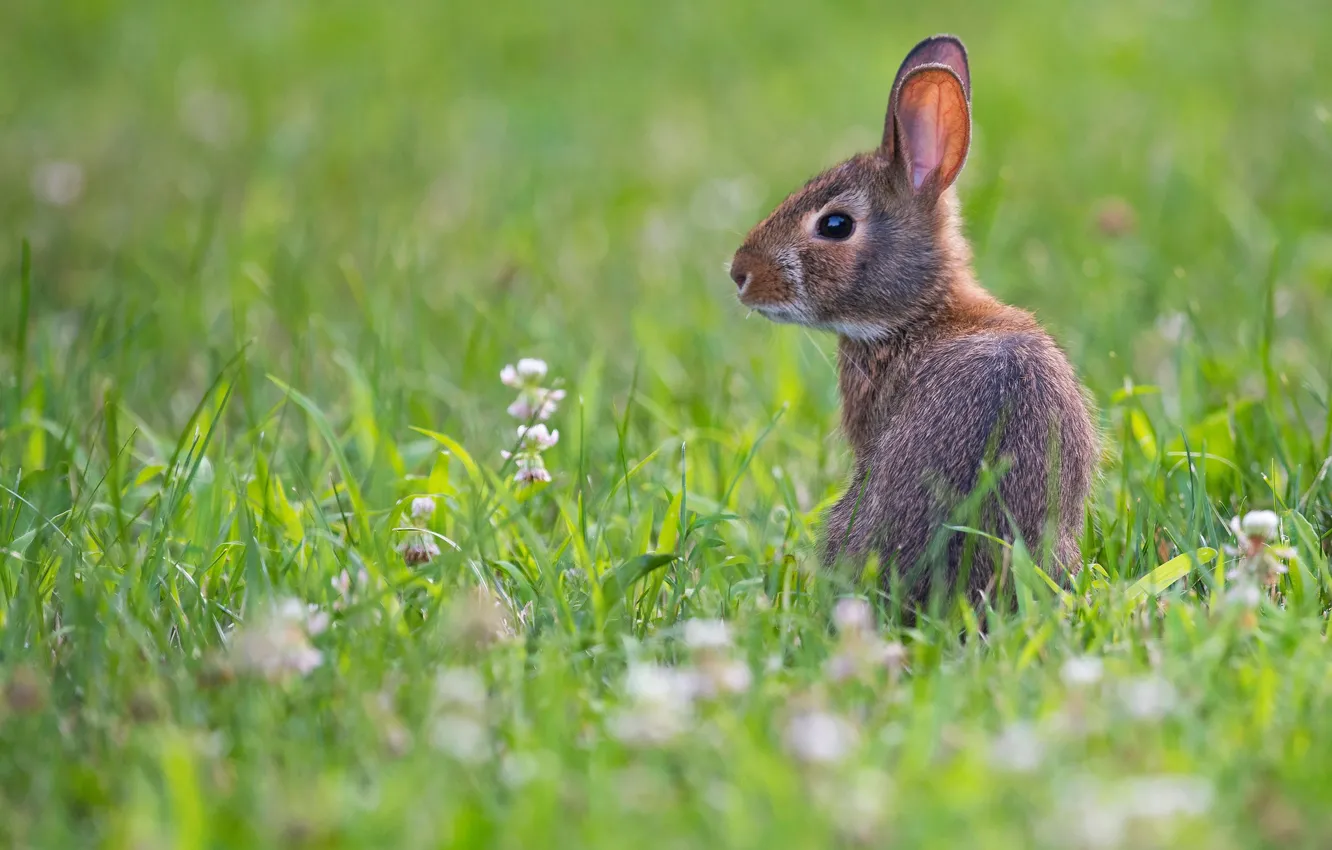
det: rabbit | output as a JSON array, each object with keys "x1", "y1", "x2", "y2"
[{"x1": 729, "y1": 34, "x2": 1098, "y2": 615}]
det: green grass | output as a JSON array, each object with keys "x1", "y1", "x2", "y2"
[{"x1": 3, "y1": 0, "x2": 1332, "y2": 846}]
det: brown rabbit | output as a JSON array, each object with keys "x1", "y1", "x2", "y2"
[{"x1": 730, "y1": 35, "x2": 1097, "y2": 614}]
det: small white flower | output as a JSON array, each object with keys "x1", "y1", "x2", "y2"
[
  {"x1": 227, "y1": 598, "x2": 325, "y2": 681},
  {"x1": 1061, "y1": 655, "x2": 1104, "y2": 687},
  {"x1": 609, "y1": 663, "x2": 697, "y2": 747},
  {"x1": 430, "y1": 714, "x2": 490, "y2": 763},
  {"x1": 682, "y1": 618, "x2": 731, "y2": 651},
  {"x1": 1225, "y1": 582, "x2": 1262, "y2": 609},
  {"x1": 832, "y1": 598, "x2": 874, "y2": 635},
  {"x1": 784, "y1": 710, "x2": 859, "y2": 765},
  {"x1": 711, "y1": 659, "x2": 752, "y2": 694},
  {"x1": 30, "y1": 160, "x2": 85, "y2": 207},
  {"x1": 276, "y1": 597, "x2": 306, "y2": 622},
  {"x1": 435, "y1": 667, "x2": 487, "y2": 713},
  {"x1": 533, "y1": 388, "x2": 566, "y2": 420},
  {"x1": 305, "y1": 606, "x2": 331, "y2": 636},
  {"x1": 989, "y1": 721, "x2": 1045, "y2": 773},
  {"x1": 692, "y1": 658, "x2": 752, "y2": 698},
  {"x1": 410, "y1": 496, "x2": 436, "y2": 521},
  {"x1": 1118, "y1": 675, "x2": 1178, "y2": 721},
  {"x1": 1233, "y1": 510, "x2": 1279, "y2": 543},
  {"x1": 517, "y1": 423, "x2": 559, "y2": 451},
  {"x1": 625, "y1": 663, "x2": 695, "y2": 707},
  {"x1": 1057, "y1": 774, "x2": 1213, "y2": 849},
  {"x1": 1118, "y1": 775, "x2": 1213, "y2": 819},
  {"x1": 516, "y1": 358, "x2": 548, "y2": 382},
  {"x1": 397, "y1": 535, "x2": 441, "y2": 566},
  {"x1": 514, "y1": 457, "x2": 552, "y2": 485},
  {"x1": 501, "y1": 358, "x2": 549, "y2": 388},
  {"x1": 507, "y1": 397, "x2": 536, "y2": 420},
  {"x1": 500, "y1": 383, "x2": 559, "y2": 421},
  {"x1": 825, "y1": 637, "x2": 906, "y2": 683}
]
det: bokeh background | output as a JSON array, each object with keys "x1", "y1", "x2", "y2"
[
  {"x1": 6, "y1": 0, "x2": 1331, "y2": 449},
  {"x1": 3, "y1": 1, "x2": 1332, "y2": 847}
]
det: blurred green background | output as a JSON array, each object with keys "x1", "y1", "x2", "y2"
[
  {"x1": 4, "y1": 0, "x2": 1332, "y2": 847},
  {"x1": 5, "y1": 0, "x2": 1331, "y2": 447}
]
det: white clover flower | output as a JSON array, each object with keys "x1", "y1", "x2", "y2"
[
  {"x1": 502, "y1": 358, "x2": 564, "y2": 421},
  {"x1": 516, "y1": 358, "x2": 548, "y2": 382},
  {"x1": 989, "y1": 721, "x2": 1045, "y2": 773},
  {"x1": 784, "y1": 710, "x2": 859, "y2": 765},
  {"x1": 1232, "y1": 510, "x2": 1279, "y2": 543},
  {"x1": 500, "y1": 357, "x2": 564, "y2": 483},
  {"x1": 435, "y1": 667, "x2": 487, "y2": 713},
  {"x1": 30, "y1": 160, "x2": 84, "y2": 207},
  {"x1": 625, "y1": 663, "x2": 696, "y2": 707},
  {"x1": 711, "y1": 659, "x2": 753, "y2": 695},
  {"x1": 1055, "y1": 774, "x2": 1213, "y2": 849},
  {"x1": 513, "y1": 456, "x2": 552, "y2": 484},
  {"x1": 429, "y1": 714, "x2": 490, "y2": 763},
  {"x1": 305, "y1": 606, "x2": 331, "y2": 636},
  {"x1": 682, "y1": 618, "x2": 731, "y2": 651},
  {"x1": 501, "y1": 358, "x2": 549, "y2": 387},
  {"x1": 410, "y1": 496, "x2": 436, "y2": 521},
  {"x1": 227, "y1": 598, "x2": 325, "y2": 681},
  {"x1": 1117, "y1": 675, "x2": 1178, "y2": 721},
  {"x1": 506, "y1": 397, "x2": 535, "y2": 420},
  {"x1": 517, "y1": 423, "x2": 559, "y2": 451},
  {"x1": 1118, "y1": 775, "x2": 1213, "y2": 819},
  {"x1": 832, "y1": 598, "x2": 874, "y2": 635},
  {"x1": 1225, "y1": 582, "x2": 1262, "y2": 609},
  {"x1": 825, "y1": 636, "x2": 905, "y2": 683},
  {"x1": 507, "y1": 388, "x2": 565, "y2": 421},
  {"x1": 397, "y1": 535, "x2": 441, "y2": 566},
  {"x1": 1060, "y1": 655, "x2": 1104, "y2": 687},
  {"x1": 692, "y1": 658, "x2": 752, "y2": 698},
  {"x1": 609, "y1": 663, "x2": 697, "y2": 747}
]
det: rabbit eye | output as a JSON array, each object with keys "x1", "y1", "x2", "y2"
[{"x1": 816, "y1": 212, "x2": 854, "y2": 240}]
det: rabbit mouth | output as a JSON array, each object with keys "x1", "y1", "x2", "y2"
[{"x1": 752, "y1": 302, "x2": 815, "y2": 325}]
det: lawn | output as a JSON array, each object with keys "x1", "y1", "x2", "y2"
[{"x1": 3, "y1": 0, "x2": 1332, "y2": 846}]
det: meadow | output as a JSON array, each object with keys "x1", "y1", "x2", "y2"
[{"x1": 3, "y1": 0, "x2": 1332, "y2": 846}]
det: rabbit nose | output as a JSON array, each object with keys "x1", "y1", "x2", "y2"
[{"x1": 729, "y1": 256, "x2": 752, "y2": 290}]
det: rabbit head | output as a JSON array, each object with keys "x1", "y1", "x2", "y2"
[{"x1": 730, "y1": 35, "x2": 974, "y2": 341}]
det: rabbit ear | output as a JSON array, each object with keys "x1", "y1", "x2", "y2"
[
  {"x1": 891, "y1": 65, "x2": 971, "y2": 194},
  {"x1": 882, "y1": 35, "x2": 970, "y2": 159}
]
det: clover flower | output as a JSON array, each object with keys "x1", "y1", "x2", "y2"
[
  {"x1": 227, "y1": 598, "x2": 326, "y2": 682},
  {"x1": 784, "y1": 709, "x2": 860, "y2": 765},
  {"x1": 1225, "y1": 509, "x2": 1296, "y2": 608},
  {"x1": 500, "y1": 358, "x2": 566, "y2": 422},
  {"x1": 825, "y1": 597, "x2": 905, "y2": 683},
  {"x1": 501, "y1": 424, "x2": 559, "y2": 487}
]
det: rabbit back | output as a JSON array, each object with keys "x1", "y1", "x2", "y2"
[{"x1": 823, "y1": 317, "x2": 1096, "y2": 609}]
